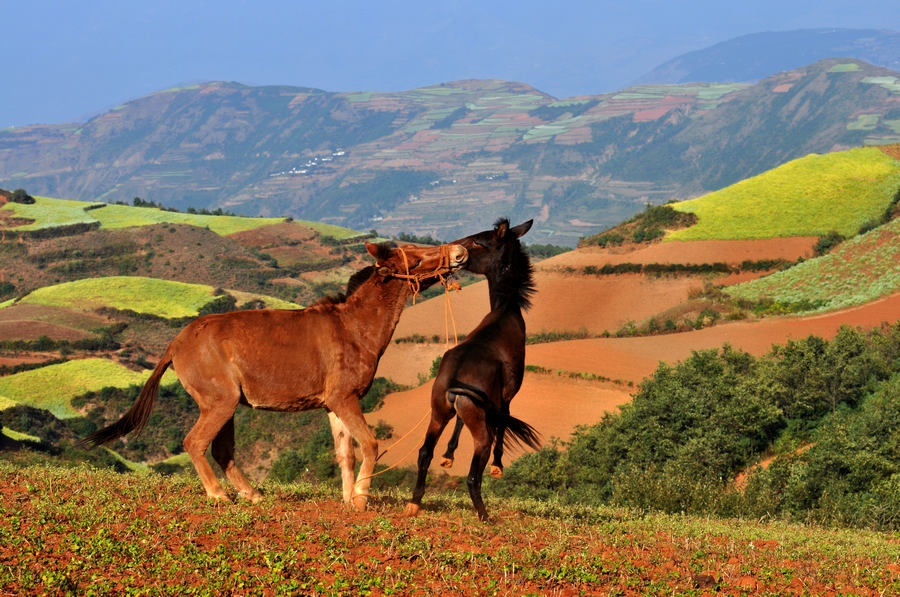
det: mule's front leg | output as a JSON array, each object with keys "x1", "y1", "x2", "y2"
[
  {"x1": 328, "y1": 413, "x2": 356, "y2": 504},
  {"x1": 329, "y1": 402, "x2": 377, "y2": 512}
]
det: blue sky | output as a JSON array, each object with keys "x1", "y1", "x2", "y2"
[{"x1": 2, "y1": 1, "x2": 899, "y2": 129}]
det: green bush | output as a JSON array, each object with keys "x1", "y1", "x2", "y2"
[{"x1": 500, "y1": 324, "x2": 900, "y2": 529}]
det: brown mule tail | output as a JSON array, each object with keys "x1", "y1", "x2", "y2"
[{"x1": 81, "y1": 348, "x2": 174, "y2": 447}]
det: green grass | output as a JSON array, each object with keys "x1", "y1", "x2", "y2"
[
  {"x1": 13, "y1": 276, "x2": 301, "y2": 318},
  {"x1": 1, "y1": 195, "x2": 363, "y2": 238},
  {"x1": 668, "y1": 147, "x2": 900, "y2": 240},
  {"x1": 86, "y1": 203, "x2": 285, "y2": 235},
  {"x1": 1, "y1": 427, "x2": 41, "y2": 442},
  {"x1": 0, "y1": 358, "x2": 179, "y2": 419},
  {"x1": 726, "y1": 217, "x2": 900, "y2": 312},
  {"x1": 0, "y1": 462, "x2": 898, "y2": 595},
  {"x1": 18, "y1": 276, "x2": 220, "y2": 318},
  {"x1": 0, "y1": 196, "x2": 100, "y2": 230}
]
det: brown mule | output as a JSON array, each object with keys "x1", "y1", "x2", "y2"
[{"x1": 85, "y1": 241, "x2": 467, "y2": 509}]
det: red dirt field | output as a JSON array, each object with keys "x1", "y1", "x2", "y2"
[
  {"x1": 547, "y1": 237, "x2": 817, "y2": 268},
  {"x1": 0, "y1": 304, "x2": 110, "y2": 342}
]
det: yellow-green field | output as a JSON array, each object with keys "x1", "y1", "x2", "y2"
[
  {"x1": 13, "y1": 276, "x2": 301, "y2": 318},
  {"x1": 668, "y1": 147, "x2": 900, "y2": 240},
  {"x1": 0, "y1": 358, "x2": 179, "y2": 419},
  {"x1": 1, "y1": 195, "x2": 363, "y2": 239}
]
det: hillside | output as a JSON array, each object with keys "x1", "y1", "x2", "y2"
[
  {"x1": 636, "y1": 28, "x2": 900, "y2": 85},
  {"x1": 3, "y1": 140, "x2": 900, "y2": 571},
  {"x1": 2, "y1": 59, "x2": 899, "y2": 245}
]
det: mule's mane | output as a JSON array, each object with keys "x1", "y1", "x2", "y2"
[{"x1": 493, "y1": 218, "x2": 535, "y2": 312}]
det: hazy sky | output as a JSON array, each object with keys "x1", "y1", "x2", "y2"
[{"x1": 3, "y1": 1, "x2": 899, "y2": 129}]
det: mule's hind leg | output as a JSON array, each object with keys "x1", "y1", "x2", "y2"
[
  {"x1": 211, "y1": 416, "x2": 262, "y2": 503},
  {"x1": 184, "y1": 406, "x2": 238, "y2": 502},
  {"x1": 440, "y1": 415, "x2": 465, "y2": 468},
  {"x1": 456, "y1": 399, "x2": 494, "y2": 521},
  {"x1": 327, "y1": 412, "x2": 356, "y2": 505}
]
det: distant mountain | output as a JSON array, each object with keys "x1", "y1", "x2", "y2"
[
  {"x1": 1, "y1": 59, "x2": 899, "y2": 246},
  {"x1": 636, "y1": 28, "x2": 900, "y2": 85}
]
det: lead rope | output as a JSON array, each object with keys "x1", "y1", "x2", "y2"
[{"x1": 354, "y1": 244, "x2": 462, "y2": 491}]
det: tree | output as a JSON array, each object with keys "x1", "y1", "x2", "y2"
[{"x1": 11, "y1": 188, "x2": 35, "y2": 204}]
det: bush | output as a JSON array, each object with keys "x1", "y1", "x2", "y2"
[
  {"x1": 500, "y1": 324, "x2": 900, "y2": 529},
  {"x1": 11, "y1": 188, "x2": 35, "y2": 204}
]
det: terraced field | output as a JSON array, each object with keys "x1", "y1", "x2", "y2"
[
  {"x1": 15, "y1": 276, "x2": 301, "y2": 319},
  {"x1": 0, "y1": 195, "x2": 362, "y2": 239}
]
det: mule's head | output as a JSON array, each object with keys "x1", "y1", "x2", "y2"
[
  {"x1": 452, "y1": 218, "x2": 532, "y2": 276},
  {"x1": 365, "y1": 241, "x2": 467, "y2": 280}
]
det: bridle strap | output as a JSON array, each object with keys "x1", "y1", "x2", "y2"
[{"x1": 391, "y1": 244, "x2": 457, "y2": 305}]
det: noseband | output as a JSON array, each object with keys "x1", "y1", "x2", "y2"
[{"x1": 392, "y1": 244, "x2": 460, "y2": 303}]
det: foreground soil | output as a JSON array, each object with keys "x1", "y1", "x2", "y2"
[{"x1": 1, "y1": 462, "x2": 898, "y2": 595}]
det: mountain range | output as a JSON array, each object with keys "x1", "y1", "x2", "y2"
[
  {"x1": 635, "y1": 28, "x2": 900, "y2": 85},
  {"x1": 1, "y1": 57, "x2": 899, "y2": 245}
]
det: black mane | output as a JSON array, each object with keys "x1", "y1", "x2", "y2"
[{"x1": 493, "y1": 219, "x2": 535, "y2": 312}]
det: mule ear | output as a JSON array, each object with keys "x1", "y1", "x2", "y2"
[
  {"x1": 366, "y1": 242, "x2": 392, "y2": 262},
  {"x1": 496, "y1": 220, "x2": 509, "y2": 239},
  {"x1": 510, "y1": 219, "x2": 533, "y2": 238}
]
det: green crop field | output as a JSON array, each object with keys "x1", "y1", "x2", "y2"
[
  {"x1": 667, "y1": 147, "x2": 900, "y2": 240},
  {"x1": 19, "y1": 276, "x2": 221, "y2": 318},
  {"x1": 14, "y1": 276, "x2": 301, "y2": 318},
  {"x1": 1, "y1": 195, "x2": 363, "y2": 239},
  {"x1": 726, "y1": 217, "x2": 900, "y2": 312},
  {"x1": 0, "y1": 358, "x2": 179, "y2": 419},
  {"x1": 0, "y1": 196, "x2": 100, "y2": 229},
  {"x1": 86, "y1": 203, "x2": 286, "y2": 235}
]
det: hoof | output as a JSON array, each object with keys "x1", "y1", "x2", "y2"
[
  {"x1": 239, "y1": 489, "x2": 264, "y2": 504},
  {"x1": 207, "y1": 493, "x2": 231, "y2": 504},
  {"x1": 440, "y1": 457, "x2": 453, "y2": 469},
  {"x1": 404, "y1": 502, "x2": 422, "y2": 517},
  {"x1": 490, "y1": 465, "x2": 503, "y2": 479},
  {"x1": 351, "y1": 494, "x2": 368, "y2": 512}
]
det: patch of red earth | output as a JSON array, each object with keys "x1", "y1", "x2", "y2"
[
  {"x1": 385, "y1": 272, "x2": 705, "y2": 347},
  {"x1": 0, "y1": 304, "x2": 110, "y2": 342},
  {"x1": 734, "y1": 444, "x2": 816, "y2": 489},
  {"x1": 0, "y1": 353, "x2": 57, "y2": 367},
  {"x1": 226, "y1": 221, "x2": 318, "y2": 247},
  {"x1": 878, "y1": 143, "x2": 900, "y2": 160},
  {"x1": 0, "y1": 320, "x2": 92, "y2": 342}
]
